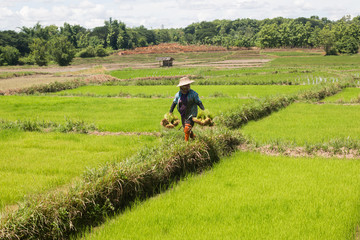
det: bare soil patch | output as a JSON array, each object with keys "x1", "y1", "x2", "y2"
[
  {"x1": 0, "y1": 75, "x2": 82, "y2": 91},
  {"x1": 118, "y1": 43, "x2": 252, "y2": 55}
]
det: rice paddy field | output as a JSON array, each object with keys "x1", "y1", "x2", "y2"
[
  {"x1": 0, "y1": 130, "x2": 157, "y2": 210},
  {"x1": 80, "y1": 152, "x2": 360, "y2": 240},
  {"x1": 53, "y1": 85, "x2": 313, "y2": 98},
  {"x1": 241, "y1": 103, "x2": 360, "y2": 145},
  {"x1": 322, "y1": 87, "x2": 360, "y2": 103},
  {"x1": 1, "y1": 49, "x2": 360, "y2": 239}
]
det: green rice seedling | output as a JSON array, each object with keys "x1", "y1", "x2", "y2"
[
  {"x1": 79, "y1": 152, "x2": 360, "y2": 240},
  {"x1": 193, "y1": 110, "x2": 215, "y2": 126},
  {"x1": 53, "y1": 85, "x2": 313, "y2": 99},
  {"x1": 323, "y1": 88, "x2": 360, "y2": 103},
  {"x1": 0, "y1": 130, "x2": 158, "y2": 210},
  {"x1": 0, "y1": 96, "x2": 249, "y2": 132},
  {"x1": 242, "y1": 103, "x2": 360, "y2": 145},
  {"x1": 161, "y1": 113, "x2": 180, "y2": 129}
]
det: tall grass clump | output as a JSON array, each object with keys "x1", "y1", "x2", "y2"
[
  {"x1": 0, "y1": 118, "x2": 98, "y2": 133},
  {"x1": 218, "y1": 95, "x2": 295, "y2": 129},
  {"x1": 297, "y1": 82, "x2": 343, "y2": 101},
  {"x1": 218, "y1": 83, "x2": 343, "y2": 129},
  {"x1": 0, "y1": 128, "x2": 244, "y2": 240}
]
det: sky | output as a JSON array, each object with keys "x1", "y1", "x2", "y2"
[{"x1": 0, "y1": 0, "x2": 359, "y2": 31}]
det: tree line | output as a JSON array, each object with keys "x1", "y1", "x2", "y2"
[{"x1": 1, "y1": 15, "x2": 360, "y2": 66}]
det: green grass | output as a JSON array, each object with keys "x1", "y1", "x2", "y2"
[
  {"x1": 80, "y1": 151, "x2": 360, "y2": 240},
  {"x1": 0, "y1": 71, "x2": 37, "y2": 79},
  {"x1": 0, "y1": 130, "x2": 157, "y2": 210},
  {"x1": 54, "y1": 85, "x2": 313, "y2": 98},
  {"x1": 323, "y1": 87, "x2": 360, "y2": 102},
  {"x1": 241, "y1": 103, "x2": 360, "y2": 145},
  {"x1": 268, "y1": 55, "x2": 360, "y2": 67},
  {"x1": 261, "y1": 50, "x2": 323, "y2": 57},
  {"x1": 0, "y1": 96, "x2": 248, "y2": 132}
]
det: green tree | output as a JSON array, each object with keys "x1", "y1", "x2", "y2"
[
  {"x1": 194, "y1": 22, "x2": 217, "y2": 43},
  {"x1": 48, "y1": 36, "x2": 76, "y2": 66},
  {"x1": 0, "y1": 45, "x2": 20, "y2": 66},
  {"x1": 336, "y1": 35, "x2": 359, "y2": 54},
  {"x1": 30, "y1": 38, "x2": 49, "y2": 66},
  {"x1": 0, "y1": 30, "x2": 31, "y2": 55},
  {"x1": 155, "y1": 29, "x2": 171, "y2": 43},
  {"x1": 60, "y1": 23, "x2": 86, "y2": 48},
  {"x1": 318, "y1": 25, "x2": 337, "y2": 55},
  {"x1": 257, "y1": 23, "x2": 280, "y2": 48}
]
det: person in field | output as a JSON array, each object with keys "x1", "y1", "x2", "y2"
[{"x1": 169, "y1": 77, "x2": 205, "y2": 141}]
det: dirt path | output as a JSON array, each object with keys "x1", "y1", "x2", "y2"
[{"x1": 89, "y1": 131, "x2": 161, "y2": 137}]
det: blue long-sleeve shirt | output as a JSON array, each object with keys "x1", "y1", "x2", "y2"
[{"x1": 170, "y1": 89, "x2": 204, "y2": 120}]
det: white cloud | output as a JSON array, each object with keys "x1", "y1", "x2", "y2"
[
  {"x1": 0, "y1": 0, "x2": 359, "y2": 31},
  {"x1": 0, "y1": 7, "x2": 14, "y2": 18}
]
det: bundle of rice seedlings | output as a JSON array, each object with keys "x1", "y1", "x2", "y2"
[
  {"x1": 192, "y1": 110, "x2": 215, "y2": 126},
  {"x1": 160, "y1": 113, "x2": 180, "y2": 128}
]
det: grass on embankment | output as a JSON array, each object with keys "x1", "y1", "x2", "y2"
[
  {"x1": 0, "y1": 130, "x2": 157, "y2": 210},
  {"x1": 241, "y1": 103, "x2": 360, "y2": 145},
  {"x1": 80, "y1": 151, "x2": 360, "y2": 240},
  {"x1": 322, "y1": 87, "x2": 360, "y2": 103},
  {"x1": 0, "y1": 96, "x2": 249, "y2": 132},
  {"x1": 53, "y1": 85, "x2": 313, "y2": 98}
]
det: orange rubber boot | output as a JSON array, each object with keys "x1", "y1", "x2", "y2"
[
  {"x1": 190, "y1": 131, "x2": 195, "y2": 139},
  {"x1": 184, "y1": 123, "x2": 192, "y2": 141}
]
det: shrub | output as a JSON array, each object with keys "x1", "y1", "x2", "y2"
[
  {"x1": 48, "y1": 36, "x2": 76, "y2": 66},
  {"x1": 18, "y1": 55, "x2": 35, "y2": 65},
  {"x1": 335, "y1": 36, "x2": 359, "y2": 54},
  {"x1": 30, "y1": 38, "x2": 49, "y2": 66},
  {"x1": 0, "y1": 46, "x2": 20, "y2": 66},
  {"x1": 78, "y1": 47, "x2": 96, "y2": 58},
  {"x1": 95, "y1": 46, "x2": 108, "y2": 57}
]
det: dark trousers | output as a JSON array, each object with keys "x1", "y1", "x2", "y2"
[{"x1": 181, "y1": 116, "x2": 194, "y2": 128}]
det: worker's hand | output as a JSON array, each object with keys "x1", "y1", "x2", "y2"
[{"x1": 169, "y1": 112, "x2": 173, "y2": 115}]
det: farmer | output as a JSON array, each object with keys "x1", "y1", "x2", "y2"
[{"x1": 169, "y1": 77, "x2": 205, "y2": 141}]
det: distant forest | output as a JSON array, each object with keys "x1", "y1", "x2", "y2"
[{"x1": 1, "y1": 15, "x2": 360, "y2": 66}]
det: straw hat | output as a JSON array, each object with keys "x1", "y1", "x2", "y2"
[{"x1": 177, "y1": 77, "x2": 195, "y2": 87}]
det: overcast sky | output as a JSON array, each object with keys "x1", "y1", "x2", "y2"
[{"x1": 0, "y1": 0, "x2": 359, "y2": 31}]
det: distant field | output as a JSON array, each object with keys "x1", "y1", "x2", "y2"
[
  {"x1": 268, "y1": 55, "x2": 360, "y2": 67},
  {"x1": 81, "y1": 152, "x2": 360, "y2": 240},
  {"x1": 0, "y1": 130, "x2": 157, "y2": 210},
  {"x1": 241, "y1": 103, "x2": 360, "y2": 145},
  {"x1": 73, "y1": 50, "x2": 264, "y2": 66},
  {"x1": 54, "y1": 85, "x2": 313, "y2": 98},
  {"x1": 0, "y1": 96, "x2": 249, "y2": 132},
  {"x1": 323, "y1": 88, "x2": 360, "y2": 102},
  {"x1": 110, "y1": 68, "x2": 199, "y2": 79},
  {"x1": 262, "y1": 51, "x2": 323, "y2": 57}
]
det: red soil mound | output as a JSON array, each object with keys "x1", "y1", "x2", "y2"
[{"x1": 118, "y1": 43, "x2": 230, "y2": 55}]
